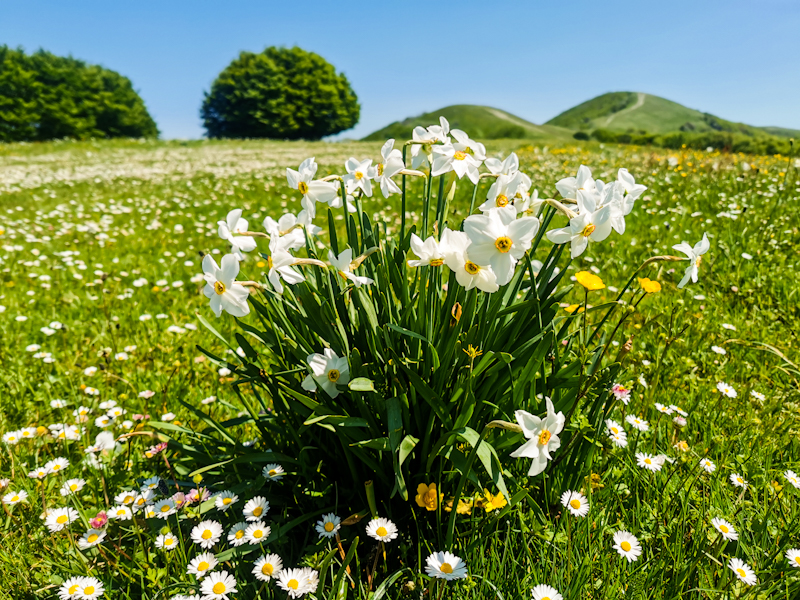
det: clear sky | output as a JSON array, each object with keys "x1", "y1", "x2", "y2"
[{"x1": 2, "y1": 0, "x2": 798, "y2": 139}]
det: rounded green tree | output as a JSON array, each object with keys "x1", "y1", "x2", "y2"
[
  {"x1": 201, "y1": 46, "x2": 360, "y2": 140},
  {"x1": 0, "y1": 46, "x2": 158, "y2": 142}
]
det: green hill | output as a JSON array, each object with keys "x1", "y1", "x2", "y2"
[
  {"x1": 363, "y1": 105, "x2": 573, "y2": 141},
  {"x1": 547, "y1": 92, "x2": 800, "y2": 139}
]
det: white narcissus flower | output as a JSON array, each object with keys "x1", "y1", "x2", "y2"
[
  {"x1": 302, "y1": 349, "x2": 350, "y2": 399},
  {"x1": 484, "y1": 152, "x2": 519, "y2": 176},
  {"x1": 263, "y1": 213, "x2": 309, "y2": 251},
  {"x1": 441, "y1": 229, "x2": 499, "y2": 293},
  {"x1": 408, "y1": 234, "x2": 446, "y2": 268},
  {"x1": 218, "y1": 209, "x2": 257, "y2": 260},
  {"x1": 431, "y1": 143, "x2": 482, "y2": 184},
  {"x1": 267, "y1": 237, "x2": 305, "y2": 295},
  {"x1": 546, "y1": 191, "x2": 612, "y2": 258},
  {"x1": 479, "y1": 172, "x2": 523, "y2": 212},
  {"x1": 344, "y1": 157, "x2": 376, "y2": 197},
  {"x1": 450, "y1": 129, "x2": 486, "y2": 163},
  {"x1": 410, "y1": 117, "x2": 450, "y2": 169},
  {"x1": 463, "y1": 205, "x2": 539, "y2": 285},
  {"x1": 673, "y1": 233, "x2": 710, "y2": 288},
  {"x1": 375, "y1": 139, "x2": 405, "y2": 197},
  {"x1": 509, "y1": 398, "x2": 565, "y2": 477},
  {"x1": 328, "y1": 249, "x2": 374, "y2": 287},
  {"x1": 555, "y1": 164, "x2": 597, "y2": 200},
  {"x1": 286, "y1": 158, "x2": 339, "y2": 222},
  {"x1": 202, "y1": 254, "x2": 250, "y2": 318}
]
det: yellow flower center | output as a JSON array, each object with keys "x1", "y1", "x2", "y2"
[
  {"x1": 441, "y1": 562, "x2": 453, "y2": 574},
  {"x1": 84, "y1": 586, "x2": 94, "y2": 595},
  {"x1": 719, "y1": 525, "x2": 729, "y2": 533},
  {"x1": 464, "y1": 261, "x2": 480, "y2": 275},
  {"x1": 198, "y1": 561, "x2": 209, "y2": 571},
  {"x1": 327, "y1": 369, "x2": 340, "y2": 383},
  {"x1": 262, "y1": 563, "x2": 274, "y2": 575},
  {"x1": 253, "y1": 529, "x2": 264, "y2": 539},
  {"x1": 355, "y1": 171, "x2": 364, "y2": 180},
  {"x1": 621, "y1": 541, "x2": 631, "y2": 552},
  {"x1": 324, "y1": 522, "x2": 335, "y2": 532},
  {"x1": 377, "y1": 163, "x2": 384, "y2": 176},
  {"x1": 69, "y1": 585, "x2": 79, "y2": 594},
  {"x1": 214, "y1": 281, "x2": 226, "y2": 295},
  {"x1": 581, "y1": 223, "x2": 596, "y2": 237},
  {"x1": 695, "y1": 255, "x2": 703, "y2": 267},
  {"x1": 376, "y1": 526, "x2": 388, "y2": 537},
  {"x1": 429, "y1": 258, "x2": 444, "y2": 267},
  {"x1": 165, "y1": 538, "x2": 174, "y2": 545},
  {"x1": 202, "y1": 530, "x2": 213, "y2": 540},
  {"x1": 570, "y1": 499, "x2": 581, "y2": 510},
  {"x1": 495, "y1": 236, "x2": 512, "y2": 253},
  {"x1": 453, "y1": 151, "x2": 467, "y2": 161},
  {"x1": 161, "y1": 505, "x2": 171, "y2": 512},
  {"x1": 538, "y1": 429, "x2": 552, "y2": 445},
  {"x1": 288, "y1": 579, "x2": 299, "y2": 590},
  {"x1": 495, "y1": 194, "x2": 508, "y2": 207},
  {"x1": 611, "y1": 427, "x2": 619, "y2": 434},
  {"x1": 223, "y1": 498, "x2": 232, "y2": 505},
  {"x1": 737, "y1": 477, "x2": 743, "y2": 484},
  {"x1": 235, "y1": 530, "x2": 244, "y2": 539},
  {"x1": 298, "y1": 181, "x2": 309, "y2": 194},
  {"x1": 70, "y1": 484, "x2": 78, "y2": 491},
  {"x1": 213, "y1": 582, "x2": 226, "y2": 594},
  {"x1": 269, "y1": 469, "x2": 277, "y2": 476},
  {"x1": 736, "y1": 568, "x2": 746, "y2": 578},
  {"x1": 267, "y1": 256, "x2": 273, "y2": 270},
  {"x1": 88, "y1": 534, "x2": 99, "y2": 543},
  {"x1": 795, "y1": 556, "x2": 800, "y2": 565},
  {"x1": 52, "y1": 465, "x2": 61, "y2": 471},
  {"x1": 645, "y1": 458, "x2": 652, "y2": 465},
  {"x1": 11, "y1": 495, "x2": 18, "y2": 502},
  {"x1": 252, "y1": 506, "x2": 263, "y2": 517},
  {"x1": 56, "y1": 515, "x2": 68, "y2": 524}
]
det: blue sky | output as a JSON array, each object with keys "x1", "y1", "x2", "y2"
[{"x1": 2, "y1": 1, "x2": 798, "y2": 139}]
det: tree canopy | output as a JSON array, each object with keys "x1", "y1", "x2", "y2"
[
  {"x1": 0, "y1": 46, "x2": 158, "y2": 143},
  {"x1": 201, "y1": 46, "x2": 359, "y2": 140}
]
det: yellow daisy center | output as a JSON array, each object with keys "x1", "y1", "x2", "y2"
[
  {"x1": 441, "y1": 562, "x2": 453, "y2": 574},
  {"x1": 324, "y1": 522, "x2": 335, "y2": 532},
  {"x1": 737, "y1": 477, "x2": 743, "y2": 484},
  {"x1": 214, "y1": 281, "x2": 226, "y2": 295},
  {"x1": 198, "y1": 561, "x2": 209, "y2": 571},
  {"x1": 429, "y1": 258, "x2": 444, "y2": 267},
  {"x1": 69, "y1": 585, "x2": 79, "y2": 594},
  {"x1": 288, "y1": 579, "x2": 299, "y2": 590},
  {"x1": 464, "y1": 261, "x2": 480, "y2": 275},
  {"x1": 581, "y1": 223, "x2": 596, "y2": 237},
  {"x1": 165, "y1": 538, "x2": 174, "y2": 545},
  {"x1": 719, "y1": 524, "x2": 729, "y2": 533},
  {"x1": 84, "y1": 586, "x2": 94, "y2": 595},
  {"x1": 621, "y1": 541, "x2": 631, "y2": 552},
  {"x1": 161, "y1": 505, "x2": 171, "y2": 512},
  {"x1": 70, "y1": 484, "x2": 78, "y2": 491},
  {"x1": 494, "y1": 236, "x2": 512, "y2": 253},
  {"x1": 538, "y1": 429, "x2": 552, "y2": 445},
  {"x1": 736, "y1": 568, "x2": 746, "y2": 578},
  {"x1": 253, "y1": 529, "x2": 264, "y2": 539},
  {"x1": 11, "y1": 495, "x2": 18, "y2": 502},
  {"x1": 56, "y1": 515, "x2": 68, "y2": 524},
  {"x1": 213, "y1": 582, "x2": 226, "y2": 594},
  {"x1": 52, "y1": 465, "x2": 61, "y2": 471},
  {"x1": 570, "y1": 499, "x2": 581, "y2": 510},
  {"x1": 222, "y1": 498, "x2": 232, "y2": 505},
  {"x1": 495, "y1": 194, "x2": 508, "y2": 207},
  {"x1": 252, "y1": 506, "x2": 263, "y2": 517},
  {"x1": 269, "y1": 469, "x2": 277, "y2": 476},
  {"x1": 202, "y1": 530, "x2": 213, "y2": 540},
  {"x1": 298, "y1": 181, "x2": 309, "y2": 194},
  {"x1": 376, "y1": 526, "x2": 388, "y2": 537},
  {"x1": 645, "y1": 458, "x2": 652, "y2": 465},
  {"x1": 795, "y1": 556, "x2": 800, "y2": 565},
  {"x1": 262, "y1": 563, "x2": 274, "y2": 575},
  {"x1": 611, "y1": 427, "x2": 619, "y2": 434},
  {"x1": 235, "y1": 530, "x2": 244, "y2": 539},
  {"x1": 327, "y1": 369, "x2": 340, "y2": 383},
  {"x1": 88, "y1": 534, "x2": 99, "y2": 543}
]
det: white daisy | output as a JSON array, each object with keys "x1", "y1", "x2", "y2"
[
  {"x1": 114, "y1": 490, "x2": 137, "y2": 505},
  {"x1": 243, "y1": 496, "x2": 269, "y2": 521},
  {"x1": 750, "y1": 390, "x2": 765, "y2": 401},
  {"x1": 531, "y1": 584, "x2": 563, "y2": 600},
  {"x1": 153, "y1": 498, "x2": 177, "y2": 519},
  {"x1": 560, "y1": 490, "x2": 590, "y2": 517},
  {"x1": 244, "y1": 520, "x2": 271, "y2": 544},
  {"x1": 654, "y1": 403, "x2": 673, "y2": 415},
  {"x1": 784, "y1": 470, "x2": 800, "y2": 490},
  {"x1": 730, "y1": 473, "x2": 748, "y2": 489},
  {"x1": 2, "y1": 490, "x2": 27, "y2": 505},
  {"x1": 187, "y1": 552, "x2": 218, "y2": 579},
  {"x1": 425, "y1": 551, "x2": 468, "y2": 580},
  {"x1": 609, "y1": 431, "x2": 628, "y2": 448},
  {"x1": 227, "y1": 522, "x2": 249, "y2": 547},
  {"x1": 315, "y1": 513, "x2": 341, "y2": 538},
  {"x1": 190, "y1": 520, "x2": 223, "y2": 549},
  {"x1": 253, "y1": 553, "x2": 284, "y2": 582},
  {"x1": 109, "y1": 505, "x2": 133, "y2": 521},
  {"x1": 728, "y1": 557, "x2": 757, "y2": 586},
  {"x1": 75, "y1": 577, "x2": 104, "y2": 599},
  {"x1": 711, "y1": 518, "x2": 738, "y2": 541},
  {"x1": 214, "y1": 490, "x2": 239, "y2": 512},
  {"x1": 141, "y1": 476, "x2": 161, "y2": 491},
  {"x1": 277, "y1": 567, "x2": 312, "y2": 598},
  {"x1": 77, "y1": 529, "x2": 106, "y2": 550},
  {"x1": 60, "y1": 479, "x2": 86, "y2": 496},
  {"x1": 612, "y1": 531, "x2": 642, "y2": 562},
  {"x1": 155, "y1": 532, "x2": 179, "y2": 550},
  {"x1": 262, "y1": 464, "x2": 285, "y2": 480},
  {"x1": 199, "y1": 570, "x2": 237, "y2": 599},
  {"x1": 786, "y1": 548, "x2": 800, "y2": 569},
  {"x1": 366, "y1": 517, "x2": 399, "y2": 542},
  {"x1": 625, "y1": 415, "x2": 649, "y2": 431},
  {"x1": 700, "y1": 458, "x2": 716, "y2": 473},
  {"x1": 636, "y1": 453, "x2": 662, "y2": 472},
  {"x1": 58, "y1": 577, "x2": 85, "y2": 600},
  {"x1": 716, "y1": 382, "x2": 737, "y2": 398},
  {"x1": 605, "y1": 419, "x2": 624, "y2": 436},
  {"x1": 45, "y1": 507, "x2": 80, "y2": 532}
]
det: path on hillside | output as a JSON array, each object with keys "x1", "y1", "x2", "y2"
[
  {"x1": 485, "y1": 107, "x2": 546, "y2": 134},
  {"x1": 605, "y1": 92, "x2": 646, "y2": 126}
]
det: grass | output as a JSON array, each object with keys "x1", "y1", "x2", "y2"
[{"x1": 0, "y1": 136, "x2": 799, "y2": 599}]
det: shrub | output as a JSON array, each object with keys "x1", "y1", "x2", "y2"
[
  {"x1": 201, "y1": 46, "x2": 359, "y2": 140},
  {"x1": 0, "y1": 46, "x2": 158, "y2": 142},
  {"x1": 573, "y1": 131, "x2": 590, "y2": 141}
]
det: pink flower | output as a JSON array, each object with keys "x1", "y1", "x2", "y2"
[
  {"x1": 172, "y1": 492, "x2": 187, "y2": 507},
  {"x1": 186, "y1": 488, "x2": 210, "y2": 505},
  {"x1": 611, "y1": 384, "x2": 631, "y2": 405},
  {"x1": 90, "y1": 511, "x2": 108, "y2": 529},
  {"x1": 145, "y1": 442, "x2": 168, "y2": 459},
  {"x1": 138, "y1": 390, "x2": 156, "y2": 399}
]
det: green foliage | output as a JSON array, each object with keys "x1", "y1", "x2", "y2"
[
  {"x1": 0, "y1": 46, "x2": 158, "y2": 142},
  {"x1": 201, "y1": 46, "x2": 359, "y2": 140},
  {"x1": 364, "y1": 105, "x2": 573, "y2": 141},
  {"x1": 548, "y1": 92, "x2": 637, "y2": 130},
  {"x1": 591, "y1": 127, "x2": 794, "y2": 155}
]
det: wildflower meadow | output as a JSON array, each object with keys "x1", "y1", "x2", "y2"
[{"x1": 1, "y1": 128, "x2": 799, "y2": 600}]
